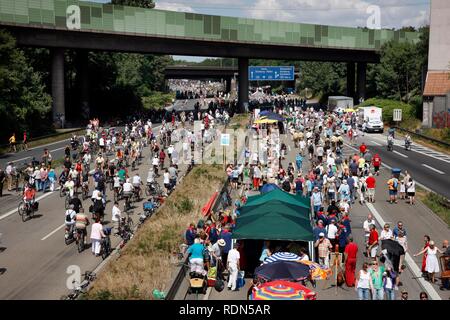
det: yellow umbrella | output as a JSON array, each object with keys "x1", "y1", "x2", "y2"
[
  {"x1": 254, "y1": 118, "x2": 278, "y2": 124},
  {"x1": 344, "y1": 108, "x2": 356, "y2": 113}
]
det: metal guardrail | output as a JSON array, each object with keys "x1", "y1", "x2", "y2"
[{"x1": 392, "y1": 126, "x2": 450, "y2": 148}]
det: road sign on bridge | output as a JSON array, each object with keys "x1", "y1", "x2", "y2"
[{"x1": 249, "y1": 66, "x2": 295, "y2": 81}]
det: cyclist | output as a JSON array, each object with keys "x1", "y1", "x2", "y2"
[
  {"x1": 64, "y1": 176, "x2": 75, "y2": 198},
  {"x1": 8, "y1": 133, "x2": 16, "y2": 153},
  {"x1": 152, "y1": 155, "x2": 160, "y2": 177},
  {"x1": 23, "y1": 184, "x2": 36, "y2": 209},
  {"x1": 132, "y1": 173, "x2": 142, "y2": 194},
  {"x1": 405, "y1": 134, "x2": 412, "y2": 150},
  {"x1": 65, "y1": 204, "x2": 77, "y2": 235},
  {"x1": 122, "y1": 178, "x2": 134, "y2": 210},
  {"x1": 117, "y1": 166, "x2": 127, "y2": 184},
  {"x1": 75, "y1": 208, "x2": 90, "y2": 245},
  {"x1": 95, "y1": 153, "x2": 105, "y2": 171},
  {"x1": 387, "y1": 134, "x2": 394, "y2": 150},
  {"x1": 69, "y1": 194, "x2": 83, "y2": 214},
  {"x1": 22, "y1": 130, "x2": 28, "y2": 151},
  {"x1": 359, "y1": 142, "x2": 367, "y2": 156}
]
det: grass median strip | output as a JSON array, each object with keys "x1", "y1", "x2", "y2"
[
  {"x1": 416, "y1": 186, "x2": 450, "y2": 227},
  {"x1": 84, "y1": 164, "x2": 226, "y2": 300}
]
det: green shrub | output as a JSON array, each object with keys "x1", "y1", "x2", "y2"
[{"x1": 356, "y1": 98, "x2": 415, "y2": 123}]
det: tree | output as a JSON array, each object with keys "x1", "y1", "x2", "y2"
[
  {"x1": 0, "y1": 29, "x2": 52, "y2": 142},
  {"x1": 375, "y1": 41, "x2": 422, "y2": 103},
  {"x1": 111, "y1": 0, "x2": 155, "y2": 8}
]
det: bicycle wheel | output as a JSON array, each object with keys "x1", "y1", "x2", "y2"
[
  {"x1": 145, "y1": 186, "x2": 151, "y2": 196},
  {"x1": 127, "y1": 217, "x2": 134, "y2": 230},
  {"x1": 65, "y1": 196, "x2": 70, "y2": 209},
  {"x1": 21, "y1": 207, "x2": 28, "y2": 222},
  {"x1": 59, "y1": 188, "x2": 65, "y2": 198},
  {"x1": 77, "y1": 236, "x2": 84, "y2": 253},
  {"x1": 18, "y1": 202, "x2": 25, "y2": 217}
]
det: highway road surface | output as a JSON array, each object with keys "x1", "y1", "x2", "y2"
[
  {"x1": 351, "y1": 132, "x2": 450, "y2": 199},
  {"x1": 0, "y1": 125, "x2": 179, "y2": 299}
]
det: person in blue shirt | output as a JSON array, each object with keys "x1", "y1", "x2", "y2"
[
  {"x1": 393, "y1": 221, "x2": 407, "y2": 238},
  {"x1": 187, "y1": 238, "x2": 206, "y2": 275},
  {"x1": 313, "y1": 220, "x2": 326, "y2": 241},
  {"x1": 185, "y1": 223, "x2": 196, "y2": 246},
  {"x1": 220, "y1": 225, "x2": 233, "y2": 263},
  {"x1": 295, "y1": 153, "x2": 303, "y2": 171}
]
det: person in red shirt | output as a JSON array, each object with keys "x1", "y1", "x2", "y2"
[
  {"x1": 23, "y1": 184, "x2": 36, "y2": 207},
  {"x1": 23, "y1": 130, "x2": 28, "y2": 151},
  {"x1": 359, "y1": 143, "x2": 367, "y2": 155},
  {"x1": 372, "y1": 154, "x2": 381, "y2": 176},
  {"x1": 365, "y1": 173, "x2": 376, "y2": 203},
  {"x1": 344, "y1": 236, "x2": 358, "y2": 287},
  {"x1": 159, "y1": 149, "x2": 166, "y2": 170},
  {"x1": 367, "y1": 224, "x2": 379, "y2": 261}
]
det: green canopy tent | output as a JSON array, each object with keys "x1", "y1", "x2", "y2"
[
  {"x1": 233, "y1": 194, "x2": 314, "y2": 242},
  {"x1": 232, "y1": 203, "x2": 314, "y2": 241},
  {"x1": 244, "y1": 188, "x2": 310, "y2": 211}
]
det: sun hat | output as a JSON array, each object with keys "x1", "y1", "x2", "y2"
[
  {"x1": 217, "y1": 239, "x2": 226, "y2": 247},
  {"x1": 319, "y1": 232, "x2": 325, "y2": 237}
]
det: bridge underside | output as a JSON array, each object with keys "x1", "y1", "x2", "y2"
[
  {"x1": 7, "y1": 26, "x2": 379, "y2": 63},
  {"x1": 5, "y1": 25, "x2": 374, "y2": 116}
]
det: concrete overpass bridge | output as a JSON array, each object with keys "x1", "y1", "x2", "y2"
[{"x1": 0, "y1": 0, "x2": 421, "y2": 119}]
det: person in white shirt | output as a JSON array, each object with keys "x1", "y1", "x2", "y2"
[
  {"x1": 152, "y1": 155, "x2": 160, "y2": 176},
  {"x1": 65, "y1": 204, "x2": 77, "y2": 233},
  {"x1": 379, "y1": 223, "x2": 393, "y2": 241},
  {"x1": 163, "y1": 169, "x2": 171, "y2": 193},
  {"x1": 111, "y1": 201, "x2": 121, "y2": 234},
  {"x1": 64, "y1": 177, "x2": 75, "y2": 198},
  {"x1": 227, "y1": 243, "x2": 241, "y2": 291},
  {"x1": 132, "y1": 174, "x2": 142, "y2": 189},
  {"x1": 363, "y1": 213, "x2": 375, "y2": 250},
  {"x1": 122, "y1": 178, "x2": 133, "y2": 197},
  {"x1": 326, "y1": 219, "x2": 338, "y2": 245},
  {"x1": 167, "y1": 145, "x2": 174, "y2": 160}
]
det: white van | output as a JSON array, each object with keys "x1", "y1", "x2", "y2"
[{"x1": 358, "y1": 106, "x2": 383, "y2": 133}]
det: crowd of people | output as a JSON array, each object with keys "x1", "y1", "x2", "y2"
[{"x1": 183, "y1": 103, "x2": 450, "y2": 300}]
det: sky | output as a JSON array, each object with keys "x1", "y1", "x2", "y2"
[{"x1": 91, "y1": 0, "x2": 431, "y2": 62}]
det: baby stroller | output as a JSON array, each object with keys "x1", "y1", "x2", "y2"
[{"x1": 187, "y1": 271, "x2": 208, "y2": 296}]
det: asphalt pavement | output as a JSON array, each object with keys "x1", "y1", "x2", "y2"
[
  {"x1": 206, "y1": 127, "x2": 450, "y2": 300},
  {"x1": 0, "y1": 124, "x2": 185, "y2": 299},
  {"x1": 353, "y1": 132, "x2": 450, "y2": 198}
]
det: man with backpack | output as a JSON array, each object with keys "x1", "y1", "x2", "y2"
[{"x1": 387, "y1": 175, "x2": 399, "y2": 204}]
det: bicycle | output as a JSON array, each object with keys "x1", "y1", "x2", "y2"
[
  {"x1": 124, "y1": 194, "x2": 133, "y2": 213},
  {"x1": 145, "y1": 182, "x2": 162, "y2": 197},
  {"x1": 65, "y1": 193, "x2": 72, "y2": 209},
  {"x1": 18, "y1": 200, "x2": 36, "y2": 222},
  {"x1": 81, "y1": 183, "x2": 89, "y2": 200},
  {"x1": 101, "y1": 228, "x2": 112, "y2": 260},
  {"x1": 60, "y1": 271, "x2": 96, "y2": 300},
  {"x1": 75, "y1": 228, "x2": 87, "y2": 253}
]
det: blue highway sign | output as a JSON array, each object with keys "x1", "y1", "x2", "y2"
[{"x1": 249, "y1": 66, "x2": 295, "y2": 81}]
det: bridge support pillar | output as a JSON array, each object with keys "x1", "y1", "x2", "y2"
[
  {"x1": 238, "y1": 58, "x2": 249, "y2": 113},
  {"x1": 51, "y1": 48, "x2": 65, "y2": 128},
  {"x1": 78, "y1": 50, "x2": 90, "y2": 121},
  {"x1": 225, "y1": 77, "x2": 232, "y2": 93},
  {"x1": 357, "y1": 62, "x2": 367, "y2": 104},
  {"x1": 346, "y1": 62, "x2": 355, "y2": 100}
]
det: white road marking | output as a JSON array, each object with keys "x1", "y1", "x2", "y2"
[
  {"x1": 366, "y1": 203, "x2": 441, "y2": 300},
  {"x1": 0, "y1": 188, "x2": 60, "y2": 221},
  {"x1": 50, "y1": 147, "x2": 65, "y2": 153},
  {"x1": 41, "y1": 223, "x2": 65, "y2": 241},
  {"x1": 12, "y1": 156, "x2": 31, "y2": 163},
  {"x1": 393, "y1": 150, "x2": 408, "y2": 158},
  {"x1": 422, "y1": 164, "x2": 445, "y2": 174},
  {"x1": 371, "y1": 141, "x2": 381, "y2": 146}
]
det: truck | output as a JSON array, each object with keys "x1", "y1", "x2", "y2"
[
  {"x1": 357, "y1": 106, "x2": 383, "y2": 133},
  {"x1": 327, "y1": 96, "x2": 354, "y2": 113}
]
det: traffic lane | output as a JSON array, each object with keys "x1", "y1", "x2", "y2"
[
  {"x1": 362, "y1": 144, "x2": 450, "y2": 198},
  {"x1": 0, "y1": 161, "x2": 152, "y2": 299},
  {"x1": 0, "y1": 139, "x2": 70, "y2": 168},
  {"x1": 280, "y1": 135, "x2": 425, "y2": 299},
  {"x1": 0, "y1": 125, "x2": 186, "y2": 299},
  {"x1": 361, "y1": 133, "x2": 450, "y2": 170}
]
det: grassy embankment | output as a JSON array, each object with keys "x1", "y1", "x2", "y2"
[
  {"x1": 85, "y1": 164, "x2": 226, "y2": 300},
  {"x1": 416, "y1": 186, "x2": 450, "y2": 227}
]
